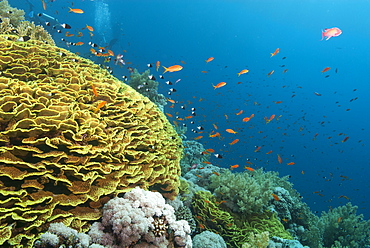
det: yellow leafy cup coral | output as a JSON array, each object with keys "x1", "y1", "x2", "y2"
[{"x1": 0, "y1": 36, "x2": 182, "y2": 247}]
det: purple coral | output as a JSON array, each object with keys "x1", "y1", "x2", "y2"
[{"x1": 89, "y1": 187, "x2": 192, "y2": 248}]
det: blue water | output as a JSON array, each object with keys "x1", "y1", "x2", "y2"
[{"x1": 12, "y1": 0, "x2": 370, "y2": 218}]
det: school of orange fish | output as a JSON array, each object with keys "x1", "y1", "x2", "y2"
[{"x1": 36, "y1": 2, "x2": 358, "y2": 205}]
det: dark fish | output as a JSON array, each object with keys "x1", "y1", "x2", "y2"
[
  {"x1": 165, "y1": 81, "x2": 172, "y2": 85},
  {"x1": 314, "y1": 92, "x2": 322, "y2": 96},
  {"x1": 147, "y1": 63, "x2": 153, "y2": 68},
  {"x1": 159, "y1": 75, "x2": 164, "y2": 79},
  {"x1": 214, "y1": 154, "x2": 223, "y2": 158},
  {"x1": 325, "y1": 75, "x2": 330, "y2": 78},
  {"x1": 148, "y1": 75, "x2": 156, "y2": 80},
  {"x1": 60, "y1": 23, "x2": 71, "y2": 29},
  {"x1": 18, "y1": 36, "x2": 30, "y2": 42}
]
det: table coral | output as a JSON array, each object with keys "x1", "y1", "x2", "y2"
[{"x1": 0, "y1": 36, "x2": 182, "y2": 247}]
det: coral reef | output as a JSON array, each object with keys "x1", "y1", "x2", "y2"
[
  {"x1": 33, "y1": 222, "x2": 104, "y2": 248},
  {"x1": 88, "y1": 187, "x2": 192, "y2": 248},
  {"x1": 242, "y1": 231, "x2": 269, "y2": 248},
  {"x1": 302, "y1": 202, "x2": 370, "y2": 248},
  {"x1": 0, "y1": 0, "x2": 25, "y2": 26},
  {"x1": 128, "y1": 69, "x2": 167, "y2": 112},
  {"x1": 191, "y1": 191, "x2": 292, "y2": 248},
  {"x1": 0, "y1": 36, "x2": 182, "y2": 246},
  {"x1": 0, "y1": 0, "x2": 54, "y2": 45},
  {"x1": 180, "y1": 140, "x2": 211, "y2": 175},
  {"x1": 208, "y1": 169, "x2": 273, "y2": 214},
  {"x1": 192, "y1": 231, "x2": 227, "y2": 248}
]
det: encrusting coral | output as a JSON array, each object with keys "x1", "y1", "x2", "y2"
[{"x1": 0, "y1": 36, "x2": 182, "y2": 247}]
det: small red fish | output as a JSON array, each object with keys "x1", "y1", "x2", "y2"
[
  {"x1": 321, "y1": 27, "x2": 342, "y2": 41},
  {"x1": 205, "y1": 57, "x2": 214, "y2": 63},
  {"x1": 270, "y1": 48, "x2": 280, "y2": 57},
  {"x1": 69, "y1": 7, "x2": 84, "y2": 14},
  {"x1": 230, "y1": 164, "x2": 239, "y2": 169},
  {"x1": 94, "y1": 101, "x2": 107, "y2": 113},
  {"x1": 213, "y1": 82, "x2": 227, "y2": 89},
  {"x1": 321, "y1": 67, "x2": 331, "y2": 73},
  {"x1": 277, "y1": 154, "x2": 282, "y2": 164},
  {"x1": 244, "y1": 166, "x2": 254, "y2": 171},
  {"x1": 163, "y1": 65, "x2": 183, "y2": 73},
  {"x1": 342, "y1": 136, "x2": 349, "y2": 143},
  {"x1": 237, "y1": 69, "x2": 249, "y2": 77},
  {"x1": 272, "y1": 193, "x2": 281, "y2": 201},
  {"x1": 229, "y1": 139, "x2": 239, "y2": 145}
]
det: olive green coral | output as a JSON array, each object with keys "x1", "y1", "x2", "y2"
[
  {"x1": 0, "y1": 36, "x2": 182, "y2": 247},
  {"x1": 0, "y1": 0, "x2": 54, "y2": 45},
  {"x1": 191, "y1": 191, "x2": 292, "y2": 248}
]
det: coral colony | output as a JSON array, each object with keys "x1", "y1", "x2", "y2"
[{"x1": 0, "y1": 1, "x2": 369, "y2": 247}]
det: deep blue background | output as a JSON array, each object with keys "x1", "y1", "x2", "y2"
[{"x1": 12, "y1": 0, "x2": 370, "y2": 218}]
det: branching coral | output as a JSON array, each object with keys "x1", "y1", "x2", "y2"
[
  {"x1": 0, "y1": 0, "x2": 25, "y2": 26},
  {"x1": 208, "y1": 169, "x2": 273, "y2": 214},
  {"x1": 0, "y1": 1, "x2": 53, "y2": 44},
  {"x1": 306, "y1": 203, "x2": 370, "y2": 248},
  {"x1": 191, "y1": 191, "x2": 292, "y2": 248},
  {"x1": 88, "y1": 187, "x2": 192, "y2": 248},
  {"x1": 128, "y1": 69, "x2": 167, "y2": 112},
  {"x1": 180, "y1": 140, "x2": 210, "y2": 175},
  {"x1": 242, "y1": 232, "x2": 269, "y2": 248}
]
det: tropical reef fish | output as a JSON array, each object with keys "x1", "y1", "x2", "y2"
[
  {"x1": 270, "y1": 48, "x2": 280, "y2": 57},
  {"x1": 321, "y1": 67, "x2": 331, "y2": 73},
  {"x1": 212, "y1": 82, "x2": 226, "y2": 89},
  {"x1": 69, "y1": 8, "x2": 84, "y2": 14},
  {"x1": 205, "y1": 57, "x2": 214, "y2": 63},
  {"x1": 321, "y1": 27, "x2": 342, "y2": 40},
  {"x1": 163, "y1": 65, "x2": 183, "y2": 73},
  {"x1": 237, "y1": 69, "x2": 249, "y2": 77}
]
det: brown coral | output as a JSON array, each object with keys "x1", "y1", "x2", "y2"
[{"x1": 0, "y1": 36, "x2": 182, "y2": 247}]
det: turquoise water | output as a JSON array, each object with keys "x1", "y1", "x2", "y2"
[{"x1": 14, "y1": 0, "x2": 370, "y2": 218}]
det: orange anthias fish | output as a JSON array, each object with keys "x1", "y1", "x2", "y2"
[
  {"x1": 270, "y1": 48, "x2": 280, "y2": 57},
  {"x1": 205, "y1": 57, "x2": 214, "y2": 63},
  {"x1": 213, "y1": 82, "x2": 227, "y2": 89},
  {"x1": 242, "y1": 117, "x2": 250, "y2": 122},
  {"x1": 69, "y1": 7, "x2": 84, "y2": 14},
  {"x1": 254, "y1": 146, "x2": 261, "y2": 152},
  {"x1": 236, "y1": 110, "x2": 243, "y2": 115},
  {"x1": 230, "y1": 164, "x2": 239, "y2": 169},
  {"x1": 267, "y1": 70, "x2": 275, "y2": 77},
  {"x1": 85, "y1": 24, "x2": 94, "y2": 32},
  {"x1": 229, "y1": 139, "x2": 239, "y2": 145},
  {"x1": 163, "y1": 65, "x2": 183, "y2": 73},
  {"x1": 41, "y1": 0, "x2": 47, "y2": 10},
  {"x1": 287, "y1": 162, "x2": 295, "y2": 165},
  {"x1": 237, "y1": 69, "x2": 249, "y2": 77},
  {"x1": 277, "y1": 154, "x2": 282, "y2": 164},
  {"x1": 94, "y1": 101, "x2": 107, "y2": 113},
  {"x1": 321, "y1": 27, "x2": 342, "y2": 41},
  {"x1": 156, "y1": 61, "x2": 160, "y2": 71},
  {"x1": 244, "y1": 166, "x2": 254, "y2": 171},
  {"x1": 321, "y1": 67, "x2": 331, "y2": 73},
  {"x1": 226, "y1": 129, "x2": 237, "y2": 134},
  {"x1": 272, "y1": 193, "x2": 281, "y2": 201}
]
